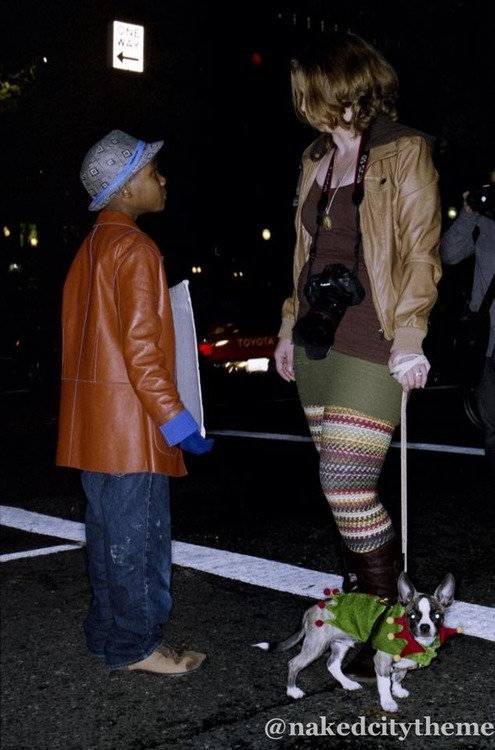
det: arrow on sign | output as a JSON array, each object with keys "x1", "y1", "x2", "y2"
[{"x1": 117, "y1": 51, "x2": 139, "y2": 63}]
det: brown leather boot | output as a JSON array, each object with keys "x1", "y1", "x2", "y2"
[
  {"x1": 343, "y1": 643, "x2": 377, "y2": 681},
  {"x1": 341, "y1": 538, "x2": 402, "y2": 680},
  {"x1": 341, "y1": 537, "x2": 401, "y2": 599},
  {"x1": 341, "y1": 542, "x2": 359, "y2": 593}
]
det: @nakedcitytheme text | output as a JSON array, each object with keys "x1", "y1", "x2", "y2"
[{"x1": 264, "y1": 715, "x2": 495, "y2": 741}]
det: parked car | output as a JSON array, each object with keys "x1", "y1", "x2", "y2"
[{"x1": 198, "y1": 322, "x2": 276, "y2": 374}]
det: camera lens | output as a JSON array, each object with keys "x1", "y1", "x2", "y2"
[{"x1": 467, "y1": 184, "x2": 495, "y2": 218}]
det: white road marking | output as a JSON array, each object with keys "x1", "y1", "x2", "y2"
[
  {"x1": 0, "y1": 506, "x2": 85, "y2": 541},
  {"x1": 4, "y1": 544, "x2": 83, "y2": 560},
  {"x1": 208, "y1": 430, "x2": 486, "y2": 456},
  {"x1": 1, "y1": 505, "x2": 493, "y2": 642}
]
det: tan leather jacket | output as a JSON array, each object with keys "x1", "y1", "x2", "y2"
[
  {"x1": 56, "y1": 210, "x2": 187, "y2": 477},
  {"x1": 279, "y1": 118, "x2": 442, "y2": 353}
]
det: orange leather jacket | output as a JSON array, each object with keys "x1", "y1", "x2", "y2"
[
  {"x1": 279, "y1": 117, "x2": 442, "y2": 353},
  {"x1": 56, "y1": 210, "x2": 187, "y2": 477}
]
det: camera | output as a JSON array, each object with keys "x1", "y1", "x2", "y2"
[
  {"x1": 293, "y1": 263, "x2": 365, "y2": 359},
  {"x1": 466, "y1": 183, "x2": 495, "y2": 219}
]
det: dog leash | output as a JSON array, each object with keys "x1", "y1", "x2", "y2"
[
  {"x1": 400, "y1": 391, "x2": 408, "y2": 573},
  {"x1": 391, "y1": 353, "x2": 431, "y2": 574}
]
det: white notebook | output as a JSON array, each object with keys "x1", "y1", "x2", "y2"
[{"x1": 169, "y1": 279, "x2": 205, "y2": 436}]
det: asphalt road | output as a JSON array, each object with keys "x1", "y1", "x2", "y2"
[{"x1": 1, "y1": 378, "x2": 494, "y2": 749}]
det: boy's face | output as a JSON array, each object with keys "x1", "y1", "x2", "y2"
[{"x1": 124, "y1": 160, "x2": 167, "y2": 216}]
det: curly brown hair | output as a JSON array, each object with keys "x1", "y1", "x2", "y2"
[{"x1": 291, "y1": 31, "x2": 399, "y2": 134}]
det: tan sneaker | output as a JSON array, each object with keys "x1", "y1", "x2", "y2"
[{"x1": 125, "y1": 644, "x2": 206, "y2": 676}]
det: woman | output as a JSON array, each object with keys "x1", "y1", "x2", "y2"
[{"x1": 274, "y1": 31, "x2": 442, "y2": 671}]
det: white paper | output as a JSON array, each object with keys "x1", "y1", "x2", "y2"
[{"x1": 169, "y1": 279, "x2": 205, "y2": 436}]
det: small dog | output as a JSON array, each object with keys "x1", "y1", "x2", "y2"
[{"x1": 254, "y1": 572, "x2": 461, "y2": 712}]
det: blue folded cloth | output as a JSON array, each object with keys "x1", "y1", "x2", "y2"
[{"x1": 160, "y1": 410, "x2": 213, "y2": 454}]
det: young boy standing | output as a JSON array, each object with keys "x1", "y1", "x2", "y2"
[{"x1": 57, "y1": 130, "x2": 212, "y2": 675}]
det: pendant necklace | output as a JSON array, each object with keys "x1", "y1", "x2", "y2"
[{"x1": 320, "y1": 152, "x2": 356, "y2": 231}]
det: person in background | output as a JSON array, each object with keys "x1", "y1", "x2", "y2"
[
  {"x1": 56, "y1": 130, "x2": 213, "y2": 675},
  {"x1": 274, "y1": 31, "x2": 442, "y2": 677},
  {"x1": 440, "y1": 168, "x2": 495, "y2": 485}
]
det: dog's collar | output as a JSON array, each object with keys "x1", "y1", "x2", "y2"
[
  {"x1": 373, "y1": 607, "x2": 462, "y2": 667},
  {"x1": 315, "y1": 591, "x2": 462, "y2": 667}
]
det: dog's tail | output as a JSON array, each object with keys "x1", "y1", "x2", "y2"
[{"x1": 252, "y1": 627, "x2": 305, "y2": 653}]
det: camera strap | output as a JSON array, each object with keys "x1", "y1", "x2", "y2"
[{"x1": 350, "y1": 134, "x2": 370, "y2": 277}]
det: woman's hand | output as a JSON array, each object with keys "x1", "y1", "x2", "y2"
[
  {"x1": 274, "y1": 338, "x2": 296, "y2": 382},
  {"x1": 388, "y1": 351, "x2": 430, "y2": 393}
]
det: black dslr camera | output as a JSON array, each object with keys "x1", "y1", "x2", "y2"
[
  {"x1": 293, "y1": 263, "x2": 365, "y2": 359},
  {"x1": 467, "y1": 183, "x2": 495, "y2": 220}
]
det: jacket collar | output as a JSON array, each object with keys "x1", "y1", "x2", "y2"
[
  {"x1": 93, "y1": 210, "x2": 140, "y2": 229},
  {"x1": 306, "y1": 115, "x2": 435, "y2": 163}
]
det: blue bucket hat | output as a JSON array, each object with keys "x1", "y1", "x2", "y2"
[{"x1": 80, "y1": 129, "x2": 164, "y2": 211}]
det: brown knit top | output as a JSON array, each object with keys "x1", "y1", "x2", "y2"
[{"x1": 297, "y1": 180, "x2": 390, "y2": 365}]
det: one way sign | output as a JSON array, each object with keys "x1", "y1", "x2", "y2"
[{"x1": 112, "y1": 21, "x2": 144, "y2": 73}]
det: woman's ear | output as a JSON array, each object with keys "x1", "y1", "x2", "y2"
[{"x1": 343, "y1": 106, "x2": 353, "y2": 123}]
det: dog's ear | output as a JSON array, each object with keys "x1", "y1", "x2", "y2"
[
  {"x1": 397, "y1": 571, "x2": 417, "y2": 605},
  {"x1": 434, "y1": 573, "x2": 455, "y2": 607}
]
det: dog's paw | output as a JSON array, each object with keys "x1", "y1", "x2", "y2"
[
  {"x1": 340, "y1": 677, "x2": 362, "y2": 691},
  {"x1": 392, "y1": 685, "x2": 409, "y2": 698},
  {"x1": 380, "y1": 698, "x2": 399, "y2": 713},
  {"x1": 287, "y1": 686, "x2": 305, "y2": 700}
]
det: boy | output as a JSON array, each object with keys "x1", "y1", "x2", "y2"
[{"x1": 57, "y1": 129, "x2": 212, "y2": 674}]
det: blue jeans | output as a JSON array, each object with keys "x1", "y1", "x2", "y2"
[
  {"x1": 81, "y1": 471, "x2": 172, "y2": 669},
  {"x1": 477, "y1": 349, "x2": 495, "y2": 485}
]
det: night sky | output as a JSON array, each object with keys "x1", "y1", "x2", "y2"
[{"x1": 1, "y1": 0, "x2": 494, "y2": 333}]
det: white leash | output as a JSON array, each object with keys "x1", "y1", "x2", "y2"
[
  {"x1": 390, "y1": 353, "x2": 431, "y2": 576},
  {"x1": 400, "y1": 391, "x2": 408, "y2": 573}
]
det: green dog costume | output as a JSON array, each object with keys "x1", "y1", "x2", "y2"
[{"x1": 315, "y1": 589, "x2": 462, "y2": 667}]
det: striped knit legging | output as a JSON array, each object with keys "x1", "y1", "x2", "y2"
[{"x1": 304, "y1": 404, "x2": 395, "y2": 553}]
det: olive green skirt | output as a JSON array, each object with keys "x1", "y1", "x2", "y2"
[{"x1": 293, "y1": 346, "x2": 403, "y2": 427}]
